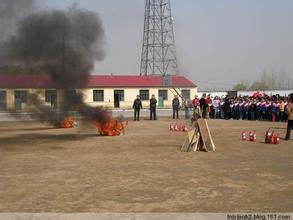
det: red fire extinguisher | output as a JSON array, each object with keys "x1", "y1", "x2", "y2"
[
  {"x1": 265, "y1": 129, "x2": 273, "y2": 144},
  {"x1": 273, "y1": 134, "x2": 280, "y2": 145},
  {"x1": 182, "y1": 124, "x2": 188, "y2": 132}
]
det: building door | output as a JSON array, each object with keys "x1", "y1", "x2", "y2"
[
  {"x1": 50, "y1": 93, "x2": 57, "y2": 109},
  {"x1": 15, "y1": 98, "x2": 22, "y2": 111},
  {"x1": 158, "y1": 90, "x2": 168, "y2": 107},
  {"x1": 114, "y1": 94, "x2": 120, "y2": 108},
  {"x1": 0, "y1": 91, "x2": 7, "y2": 111},
  {"x1": 158, "y1": 97, "x2": 164, "y2": 107},
  {"x1": 114, "y1": 90, "x2": 124, "y2": 108},
  {"x1": 45, "y1": 90, "x2": 57, "y2": 109},
  {"x1": 15, "y1": 90, "x2": 27, "y2": 111}
]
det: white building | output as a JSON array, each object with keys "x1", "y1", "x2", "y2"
[{"x1": 0, "y1": 74, "x2": 197, "y2": 111}]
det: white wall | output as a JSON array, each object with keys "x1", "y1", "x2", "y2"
[
  {"x1": 0, "y1": 87, "x2": 198, "y2": 111},
  {"x1": 83, "y1": 87, "x2": 197, "y2": 109}
]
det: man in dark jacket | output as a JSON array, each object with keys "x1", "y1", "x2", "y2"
[
  {"x1": 285, "y1": 93, "x2": 293, "y2": 140},
  {"x1": 223, "y1": 96, "x2": 231, "y2": 120},
  {"x1": 172, "y1": 95, "x2": 180, "y2": 119},
  {"x1": 199, "y1": 94, "x2": 208, "y2": 118},
  {"x1": 150, "y1": 94, "x2": 157, "y2": 120},
  {"x1": 133, "y1": 95, "x2": 142, "y2": 121}
]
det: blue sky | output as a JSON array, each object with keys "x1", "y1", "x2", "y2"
[{"x1": 36, "y1": 0, "x2": 293, "y2": 90}]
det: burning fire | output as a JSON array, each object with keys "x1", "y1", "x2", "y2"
[
  {"x1": 59, "y1": 117, "x2": 75, "y2": 128},
  {"x1": 95, "y1": 119, "x2": 125, "y2": 136},
  {"x1": 57, "y1": 113, "x2": 127, "y2": 136}
]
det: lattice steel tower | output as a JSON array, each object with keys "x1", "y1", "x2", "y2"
[{"x1": 140, "y1": 0, "x2": 179, "y2": 76}]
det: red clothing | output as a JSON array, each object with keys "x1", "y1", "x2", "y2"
[
  {"x1": 193, "y1": 98, "x2": 200, "y2": 107},
  {"x1": 205, "y1": 97, "x2": 211, "y2": 105}
]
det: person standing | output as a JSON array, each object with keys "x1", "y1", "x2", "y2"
[
  {"x1": 231, "y1": 99, "x2": 237, "y2": 119},
  {"x1": 280, "y1": 99, "x2": 285, "y2": 121},
  {"x1": 132, "y1": 95, "x2": 142, "y2": 121},
  {"x1": 149, "y1": 94, "x2": 157, "y2": 120},
  {"x1": 184, "y1": 98, "x2": 191, "y2": 119},
  {"x1": 255, "y1": 99, "x2": 261, "y2": 120},
  {"x1": 192, "y1": 95, "x2": 200, "y2": 110},
  {"x1": 219, "y1": 98, "x2": 225, "y2": 119},
  {"x1": 271, "y1": 101, "x2": 277, "y2": 122},
  {"x1": 285, "y1": 94, "x2": 293, "y2": 140},
  {"x1": 260, "y1": 99, "x2": 266, "y2": 120},
  {"x1": 250, "y1": 99, "x2": 256, "y2": 121},
  {"x1": 239, "y1": 98, "x2": 244, "y2": 120},
  {"x1": 200, "y1": 94, "x2": 208, "y2": 118},
  {"x1": 172, "y1": 95, "x2": 180, "y2": 119},
  {"x1": 276, "y1": 100, "x2": 281, "y2": 121},
  {"x1": 284, "y1": 99, "x2": 289, "y2": 121},
  {"x1": 243, "y1": 99, "x2": 249, "y2": 120},
  {"x1": 223, "y1": 96, "x2": 231, "y2": 120},
  {"x1": 206, "y1": 95, "x2": 212, "y2": 118},
  {"x1": 212, "y1": 96, "x2": 220, "y2": 119}
]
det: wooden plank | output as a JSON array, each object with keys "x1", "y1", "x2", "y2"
[
  {"x1": 181, "y1": 137, "x2": 190, "y2": 152},
  {"x1": 186, "y1": 129, "x2": 197, "y2": 152},
  {"x1": 181, "y1": 125, "x2": 198, "y2": 152},
  {"x1": 197, "y1": 119, "x2": 216, "y2": 151},
  {"x1": 193, "y1": 132, "x2": 200, "y2": 152}
]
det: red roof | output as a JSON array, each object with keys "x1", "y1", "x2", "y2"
[
  {"x1": 0, "y1": 74, "x2": 51, "y2": 88},
  {"x1": 87, "y1": 75, "x2": 196, "y2": 88},
  {"x1": 0, "y1": 74, "x2": 196, "y2": 88}
]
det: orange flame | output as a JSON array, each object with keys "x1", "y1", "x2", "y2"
[
  {"x1": 95, "y1": 119, "x2": 125, "y2": 136},
  {"x1": 59, "y1": 117, "x2": 75, "y2": 128}
]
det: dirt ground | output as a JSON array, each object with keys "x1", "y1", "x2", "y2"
[{"x1": 0, "y1": 117, "x2": 292, "y2": 212}]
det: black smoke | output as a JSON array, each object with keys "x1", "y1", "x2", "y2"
[
  {"x1": 0, "y1": 0, "x2": 35, "y2": 42},
  {"x1": 1, "y1": 7, "x2": 105, "y2": 88},
  {"x1": 1, "y1": 6, "x2": 111, "y2": 127}
]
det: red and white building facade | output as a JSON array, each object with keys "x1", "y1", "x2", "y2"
[{"x1": 0, "y1": 74, "x2": 197, "y2": 111}]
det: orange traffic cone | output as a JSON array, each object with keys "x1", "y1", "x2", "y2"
[
  {"x1": 174, "y1": 123, "x2": 179, "y2": 131},
  {"x1": 241, "y1": 130, "x2": 247, "y2": 140}
]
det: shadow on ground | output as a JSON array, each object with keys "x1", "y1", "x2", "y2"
[{"x1": 0, "y1": 133, "x2": 98, "y2": 148}]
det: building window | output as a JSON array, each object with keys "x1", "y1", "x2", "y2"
[
  {"x1": 45, "y1": 90, "x2": 57, "y2": 103},
  {"x1": 114, "y1": 90, "x2": 125, "y2": 101},
  {"x1": 93, "y1": 90, "x2": 104, "y2": 102},
  {"x1": 159, "y1": 90, "x2": 168, "y2": 100},
  {"x1": 15, "y1": 90, "x2": 27, "y2": 103},
  {"x1": 181, "y1": 89, "x2": 190, "y2": 100},
  {"x1": 139, "y1": 90, "x2": 149, "y2": 101}
]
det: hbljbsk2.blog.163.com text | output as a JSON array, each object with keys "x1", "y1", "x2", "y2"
[{"x1": 227, "y1": 214, "x2": 291, "y2": 220}]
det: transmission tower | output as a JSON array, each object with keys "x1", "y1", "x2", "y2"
[{"x1": 140, "y1": 0, "x2": 179, "y2": 76}]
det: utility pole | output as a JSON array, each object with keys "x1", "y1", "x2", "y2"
[{"x1": 140, "y1": 0, "x2": 179, "y2": 76}]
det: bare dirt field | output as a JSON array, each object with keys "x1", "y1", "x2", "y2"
[{"x1": 0, "y1": 118, "x2": 292, "y2": 212}]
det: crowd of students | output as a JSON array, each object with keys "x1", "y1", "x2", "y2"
[
  {"x1": 191, "y1": 94, "x2": 291, "y2": 122},
  {"x1": 187, "y1": 93, "x2": 293, "y2": 140}
]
